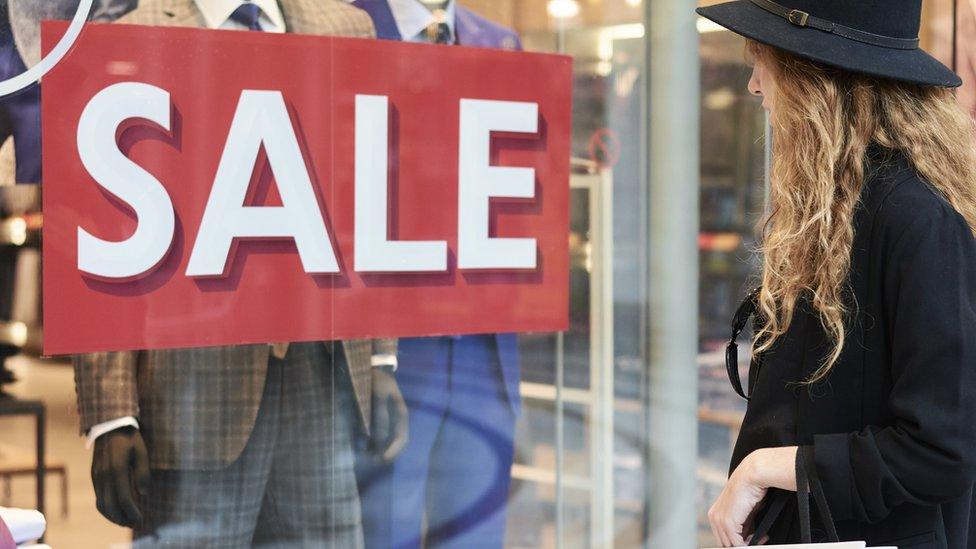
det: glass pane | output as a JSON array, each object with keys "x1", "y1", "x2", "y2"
[
  {"x1": 513, "y1": 2, "x2": 649, "y2": 547},
  {"x1": 695, "y1": 21, "x2": 766, "y2": 546}
]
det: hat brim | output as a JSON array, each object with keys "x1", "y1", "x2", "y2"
[{"x1": 696, "y1": 0, "x2": 962, "y2": 88}]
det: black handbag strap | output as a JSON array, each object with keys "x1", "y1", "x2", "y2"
[
  {"x1": 748, "y1": 489, "x2": 789, "y2": 545},
  {"x1": 748, "y1": 447, "x2": 840, "y2": 545},
  {"x1": 802, "y1": 446, "x2": 840, "y2": 542},
  {"x1": 797, "y1": 448, "x2": 812, "y2": 542}
]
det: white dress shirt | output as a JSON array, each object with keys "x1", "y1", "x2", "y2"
[
  {"x1": 195, "y1": 0, "x2": 286, "y2": 33},
  {"x1": 87, "y1": 0, "x2": 395, "y2": 447},
  {"x1": 388, "y1": 0, "x2": 456, "y2": 43}
]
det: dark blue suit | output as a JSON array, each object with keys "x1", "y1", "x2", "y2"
[
  {"x1": 0, "y1": 10, "x2": 39, "y2": 184},
  {"x1": 351, "y1": 2, "x2": 522, "y2": 547},
  {"x1": 0, "y1": 0, "x2": 137, "y2": 184}
]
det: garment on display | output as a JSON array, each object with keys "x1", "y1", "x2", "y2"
[{"x1": 70, "y1": 1, "x2": 404, "y2": 545}]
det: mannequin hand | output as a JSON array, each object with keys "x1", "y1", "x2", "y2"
[
  {"x1": 370, "y1": 368, "x2": 409, "y2": 462},
  {"x1": 708, "y1": 446, "x2": 797, "y2": 547},
  {"x1": 92, "y1": 426, "x2": 150, "y2": 528}
]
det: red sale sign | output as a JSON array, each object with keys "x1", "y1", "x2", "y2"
[{"x1": 41, "y1": 23, "x2": 571, "y2": 355}]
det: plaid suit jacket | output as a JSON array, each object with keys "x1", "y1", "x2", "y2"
[{"x1": 72, "y1": 0, "x2": 390, "y2": 471}]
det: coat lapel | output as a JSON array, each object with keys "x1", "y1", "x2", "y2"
[
  {"x1": 278, "y1": 0, "x2": 316, "y2": 36},
  {"x1": 156, "y1": 0, "x2": 206, "y2": 27},
  {"x1": 455, "y1": 6, "x2": 520, "y2": 50},
  {"x1": 149, "y1": 0, "x2": 340, "y2": 36},
  {"x1": 351, "y1": 0, "x2": 401, "y2": 40},
  {"x1": 454, "y1": 6, "x2": 482, "y2": 47}
]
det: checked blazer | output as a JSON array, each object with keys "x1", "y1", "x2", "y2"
[{"x1": 73, "y1": 0, "x2": 392, "y2": 471}]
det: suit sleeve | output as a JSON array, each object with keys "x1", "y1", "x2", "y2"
[
  {"x1": 813, "y1": 203, "x2": 976, "y2": 524},
  {"x1": 324, "y1": 0, "x2": 376, "y2": 39},
  {"x1": 73, "y1": 351, "x2": 140, "y2": 435},
  {"x1": 511, "y1": 31, "x2": 523, "y2": 52},
  {"x1": 372, "y1": 338, "x2": 397, "y2": 359}
]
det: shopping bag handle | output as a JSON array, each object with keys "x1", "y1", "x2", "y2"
[{"x1": 748, "y1": 446, "x2": 840, "y2": 545}]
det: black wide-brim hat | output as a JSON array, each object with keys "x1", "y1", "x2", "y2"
[{"x1": 697, "y1": 0, "x2": 962, "y2": 88}]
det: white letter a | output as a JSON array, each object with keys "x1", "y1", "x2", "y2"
[{"x1": 186, "y1": 90, "x2": 339, "y2": 277}]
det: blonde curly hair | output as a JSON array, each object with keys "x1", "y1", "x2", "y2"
[{"x1": 748, "y1": 40, "x2": 976, "y2": 382}]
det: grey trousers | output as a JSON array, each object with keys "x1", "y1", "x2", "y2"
[{"x1": 134, "y1": 343, "x2": 364, "y2": 548}]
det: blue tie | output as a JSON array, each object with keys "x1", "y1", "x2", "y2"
[{"x1": 230, "y1": 2, "x2": 263, "y2": 31}]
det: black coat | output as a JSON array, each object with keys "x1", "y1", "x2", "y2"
[{"x1": 731, "y1": 148, "x2": 976, "y2": 548}]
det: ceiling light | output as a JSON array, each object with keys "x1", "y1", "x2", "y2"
[{"x1": 547, "y1": 0, "x2": 580, "y2": 19}]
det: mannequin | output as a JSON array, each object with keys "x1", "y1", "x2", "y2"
[
  {"x1": 74, "y1": 2, "x2": 408, "y2": 547},
  {"x1": 350, "y1": 4, "x2": 523, "y2": 547}
]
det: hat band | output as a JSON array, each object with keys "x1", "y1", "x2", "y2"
[{"x1": 749, "y1": 0, "x2": 920, "y2": 50}]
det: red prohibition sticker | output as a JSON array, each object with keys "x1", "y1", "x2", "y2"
[{"x1": 587, "y1": 128, "x2": 622, "y2": 169}]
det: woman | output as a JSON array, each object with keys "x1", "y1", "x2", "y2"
[{"x1": 697, "y1": 1, "x2": 976, "y2": 547}]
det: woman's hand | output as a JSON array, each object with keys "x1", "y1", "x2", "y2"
[{"x1": 708, "y1": 446, "x2": 798, "y2": 547}]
